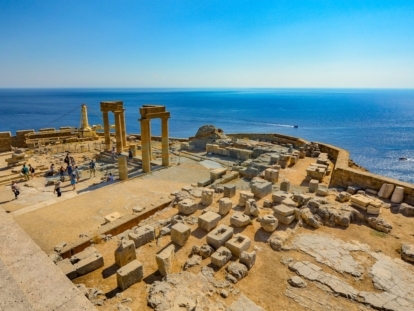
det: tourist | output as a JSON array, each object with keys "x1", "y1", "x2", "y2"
[
  {"x1": 89, "y1": 159, "x2": 96, "y2": 178},
  {"x1": 59, "y1": 166, "x2": 65, "y2": 182},
  {"x1": 70, "y1": 171, "x2": 76, "y2": 190},
  {"x1": 69, "y1": 156, "x2": 76, "y2": 167},
  {"x1": 111, "y1": 147, "x2": 116, "y2": 160},
  {"x1": 64, "y1": 152, "x2": 70, "y2": 167},
  {"x1": 73, "y1": 166, "x2": 81, "y2": 182},
  {"x1": 47, "y1": 163, "x2": 55, "y2": 177},
  {"x1": 53, "y1": 181, "x2": 61, "y2": 197},
  {"x1": 28, "y1": 164, "x2": 35, "y2": 178},
  {"x1": 21, "y1": 164, "x2": 29, "y2": 180},
  {"x1": 67, "y1": 163, "x2": 73, "y2": 177},
  {"x1": 128, "y1": 148, "x2": 133, "y2": 162},
  {"x1": 11, "y1": 181, "x2": 20, "y2": 199},
  {"x1": 107, "y1": 173, "x2": 114, "y2": 182}
]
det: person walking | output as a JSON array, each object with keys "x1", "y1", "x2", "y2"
[
  {"x1": 67, "y1": 163, "x2": 73, "y2": 177},
  {"x1": 73, "y1": 166, "x2": 81, "y2": 183},
  {"x1": 59, "y1": 166, "x2": 65, "y2": 182},
  {"x1": 89, "y1": 159, "x2": 96, "y2": 178},
  {"x1": 28, "y1": 164, "x2": 35, "y2": 178},
  {"x1": 11, "y1": 181, "x2": 20, "y2": 199},
  {"x1": 21, "y1": 164, "x2": 29, "y2": 181},
  {"x1": 70, "y1": 171, "x2": 76, "y2": 190},
  {"x1": 128, "y1": 148, "x2": 133, "y2": 162},
  {"x1": 53, "y1": 181, "x2": 62, "y2": 197}
]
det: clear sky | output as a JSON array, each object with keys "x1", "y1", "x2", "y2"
[{"x1": 1, "y1": 0, "x2": 413, "y2": 88}]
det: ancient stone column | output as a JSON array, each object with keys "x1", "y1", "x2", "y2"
[
  {"x1": 103, "y1": 111, "x2": 111, "y2": 151},
  {"x1": 130, "y1": 144, "x2": 137, "y2": 157},
  {"x1": 140, "y1": 119, "x2": 151, "y2": 173},
  {"x1": 161, "y1": 117, "x2": 169, "y2": 166},
  {"x1": 114, "y1": 111, "x2": 123, "y2": 153},
  {"x1": 118, "y1": 155, "x2": 128, "y2": 180},
  {"x1": 120, "y1": 109, "x2": 127, "y2": 149}
]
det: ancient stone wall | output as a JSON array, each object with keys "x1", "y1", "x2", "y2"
[
  {"x1": 227, "y1": 133, "x2": 308, "y2": 149},
  {"x1": 10, "y1": 130, "x2": 35, "y2": 148},
  {"x1": 0, "y1": 131, "x2": 12, "y2": 152}
]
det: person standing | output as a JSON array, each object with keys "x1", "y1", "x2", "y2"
[
  {"x1": 128, "y1": 148, "x2": 133, "y2": 162},
  {"x1": 70, "y1": 171, "x2": 76, "y2": 190},
  {"x1": 67, "y1": 163, "x2": 73, "y2": 177},
  {"x1": 73, "y1": 166, "x2": 80, "y2": 182},
  {"x1": 21, "y1": 164, "x2": 29, "y2": 181},
  {"x1": 89, "y1": 159, "x2": 96, "y2": 178},
  {"x1": 54, "y1": 181, "x2": 62, "y2": 197},
  {"x1": 28, "y1": 164, "x2": 35, "y2": 178},
  {"x1": 11, "y1": 181, "x2": 20, "y2": 199},
  {"x1": 59, "y1": 166, "x2": 65, "y2": 182}
]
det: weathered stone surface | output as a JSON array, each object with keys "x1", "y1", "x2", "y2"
[
  {"x1": 116, "y1": 260, "x2": 143, "y2": 291},
  {"x1": 269, "y1": 234, "x2": 286, "y2": 251},
  {"x1": 366, "y1": 217, "x2": 392, "y2": 233},
  {"x1": 399, "y1": 203, "x2": 414, "y2": 217},
  {"x1": 206, "y1": 224, "x2": 234, "y2": 249},
  {"x1": 272, "y1": 190, "x2": 290, "y2": 203},
  {"x1": 259, "y1": 215, "x2": 278, "y2": 232},
  {"x1": 201, "y1": 188, "x2": 214, "y2": 206},
  {"x1": 274, "y1": 213, "x2": 295, "y2": 225},
  {"x1": 280, "y1": 179, "x2": 290, "y2": 192},
  {"x1": 226, "y1": 262, "x2": 248, "y2": 281},
  {"x1": 308, "y1": 179, "x2": 319, "y2": 193},
  {"x1": 250, "y1": 177, "x2": 272, "y2": 198},
  {"x1": 336, "y1": 191, "x2": 351, "y2": 203},
  {"x1": 210, "y1": 168, "x2": 227, "y2": 181},
  {"x1": 288, "y1": 276, "x2": 307, "y2": 288},
  {"x1": 264, "y1": 168, "x2": 279, "y2": 183},
  {"x1": 72, "y1": 246, "x2": 104, "y2": 276},
  {"x1": 177, "y1": 198, "x2": 197, "y2": 215},
  {"x1": 228, "y1": 293, "x2": 265, "y2": 311},
  {"x1": 171, "y1": 223, "x2": 191, "y2": 246},
  {"x1": 156, "y1": 244, "x2": 175, "y2": 277},
  {"x1": 230, "y1": 213, "x2": 251, "y2": 227},
  {"x1": 301, "y1": 208, "x2": 321, "y2": 229},
  {"x1": 240, "y1": 251, "x2": 256, "y2": 270},
  {"x1": 218, "y1": 197, "x2": 232, "y2": 215},
  {"x1": 239, "y1": 191, "x2": 254, "y2": 207},
  {"x1": 401, "y1": 244, "x2": 414, "y2": 263},
  {"x1": 56, "y1": 258, "x2": 77, "y2": 280},
  {"x1": 244, "y1": 198, "x2": 260, "y2": 217},
  {"x1": 391, "y1": 186, "x2": 404, "y2": 203},
  {"x1": 183, "y1": 255, "x2": 202, "y2": 270},
  {"x1": 198, "y1": 211, "x2": 221, "y2": 231},
  {"x1": 223, "y1": 185, "x2": 236, "y2": 198},
  {"x1": 350, "y1": 194, "x2": 372, "y2": 207},
  {"x1": 211, "y1": 246, "x2": 232, "y2": 268},
  {"x1": 273, "y1": 204, "x2": 295, "y2": 216},
  {"x1": 128, "y1": 225, "x2": 155, "y2": 248},
  {"x1": 115, "y1": 239, "x2": 136, "y2": 267},
  {"x1": 316, "y1": 187, "x2": 329, "y2": 196},
  {"x1": 225, "y1": 234, "x2": 251, "y2": 257},
  {"x1": 199, "y1": 244, "x2": 215, "y2": 258}
]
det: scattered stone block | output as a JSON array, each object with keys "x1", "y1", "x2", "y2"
[
  {"x1": 218, "y1": 198, "x2": 233, "y2": 215},
  {"x1": 198, "y1": 211, "x2": 221, "y2": 231},
  {"x1": 316, "y1": 187, "x2": 329, "y2": 196},
  {"x1": 177, "y1": 198, "x2": 197, "y2": 215},
  {"x1": 239, "y1": 251, "x2": 256, "y2": 270},
  {"x1": 226, "y1": 262, "x2": 248, "y2": 281},
  {"x1": 280, "y1": 179, "x2": 290, "y2": 192},
  {"x1": 183, "y1": 255, "x2": 202, "y2": 270},
  {"x1": 197, "y1": 178, "x2": 211, "y2": 187},
  {"x1": 156, "y1": 244, "x2": 175, "y2": 277},
  {"x1": 115, "y1": 240, "x2": 136, "y2": 267},
  {"x1": 336, "y1": 191, "x2": 351, "y2": 202},
  {"x1": 171, "y1": 223, "x2": 191, "y2": 246},
  {"x1": 275, "y1": 213, "x2": 295, "y2": 225},
  {"x1": 54, "y1": 241, "x2": 67, "y2": 253},
  {"x1": 199, "y1": 244, "x2": 215, "y2": 258},
  {"x1": 308, "y1": 179, "x2": 319, "y2": 193},
  {"x1": 399, "y1": 203, "x2": 414, "y2": 217},
  {"x1": 230, "y1": 213, "x2": 252, "y2": 227},
  {"x1": 367, "y1": 205, "x2": 381, "y2": 215},
  {"x1": 128, "y1": 225, "x2": 155, "y2": 248},
  {"x1": 288, "y1": 276, "x2": 307, "y2": 288},
  {"x1": 367, "y1": 217, "x2": 392, "y2": 233},
  {"x1": 263, "y1": 199, "x2": 272, "y2": 207},
  {"x1": 391, "y1": 186, "x2": 404, "y2": 203},
  {"x1": 104, "y1": 212, "x2": 123, "y2": 224},
  {"x1": 272, "y1": 191, "x2": 290, "y2": 203},
  {"x1": 211, "y1": 246, "x2": 232, "y2": 268},
  {"x1": 273, "y1": 204, "x2": 294, "y2": 217},
  {"x1": 366, "y1": 188, "x2": 378, "y2": 196},
  {"x1": 201, "y1": 188, "x2": 214, "y2": 206},
  {"x1": 378, "y1": 183, "x2": 395, "y2": 199},
  {"x1": 223, "y1": 185, "x2": 236, "y2": 198},
  {"x1": 251, "y1": 178, "x2": 272, "y2": 198},
  {"x1": 301, "y1": 208, "x2": 321, "y2": 228},
  {"x1": 281, "y1": 197, "x2": 297, "y2": 208},
  {"x1": 225, "y1": 234, "x2": 251, "y2": 257},
  {"x1": 350, "y1": 194, "x2": 372, "y2": 209},
  {"x1": 347, "y1": 186, "x2": 359, "y2": 195},
  {"x1": 259, "y1": 215, "x2": 278, "y2": 232},
  {"x1": 210, "y1": 168, "x2": 227, "y2": 181},
  {"x1": 73, "y1": 249, "x2": 104, "y2": 276},
  {"x1": 244, "y1": 198, "x2": 260, "y2": 217},
  {"x1": 401, "y1": 244, "x2": 414, "y2": 263},
  {"x1": 116, "y1": 260, "x2": 143, "y2": 291},
  {"x1": 264, "y1": 168, "x2": 279, "y2": 183},
  {"x1": 239, "y1": 191, "x2": 254, "y2": 207},
  {"x1": 56, "y1": 258, "x2": 77, "y2": 280},
  {"x1": 207, "y1": 224, "x2": 234, "y2": 249}
]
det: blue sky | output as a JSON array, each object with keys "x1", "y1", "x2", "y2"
[{"x1": 0, "y1": 1, "x2": 413, "y2": 88}]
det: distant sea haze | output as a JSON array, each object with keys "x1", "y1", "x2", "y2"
[{"x1": 1, "y1": 88, "x2": 414, "y2": 183}]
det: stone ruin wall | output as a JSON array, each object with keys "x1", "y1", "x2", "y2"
[
  {"x1": 0, "y1": 131, "x2": 12, "y2": 152},
  {"x1": 226, "y1": 132, "x2": 308, "y2": 149}
]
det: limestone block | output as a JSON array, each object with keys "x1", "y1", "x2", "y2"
[
  {"x1": 238, "y1": 191, "x2": 254, "y2": 207},
  {"x1": 367, "y1": 206, "x2": 381, "y2": 215},
  {"x1": 272, "y1": 191, "x2": 290, "y2": 203},
  {"x1": 56, "y1": 258, "x2": 77, "y2": 280},
  {"x1": 116, "y1": 260, "x2": 143, "y2": 291},
  {"x1": 178, "y1": 198, "x2": 197, "y2": 215},
  {"x1": 115, "y1": 239, "x2": 136, "y2": 267},
  {"x1": 223, "y1": 185, "x2": 236, "y2": 198},
  {"x1": 273, "y1": 204, "x2": 295, "y2": 217},
  {"x1": 171, "y1": 223, "x2": 191, "y2": 246},
  {"x1": 210, "y1": 168, "x2": 227, "y2": 181},
  {"x1": 230, "y1": 213, "x2": 251, "y2": 227},
  {"x1": 225, "y1": 234, "x2": 251, "y2": 257},
  {"x1": 198, "y1": 211, "x2": 221, "y2": 231},
  {"x1": 250, "y1": 178, "x2": 272, "y2": 198},
  {"x1": 350, "y1": 194, "x2": 372, "y2": 207},
  {"x1": 316, "y1": 187, "x2": 329, "y2": 196},
  {"x1": 156, "y1": 244, "x2": 175, "y2": 277},
  {"x1": 378, "y1": 183, "x2": 395, "y2": 199},
  {"x1": 211, "y1": 246, "x2": 232, "y2": 268},
  {"x1": 391, "y1": 186, "x2": 404, "y2": 203},
  {"x1": 259, "y1": 215, "x2": 278, "y2": 232},
  {"x1": 201, "y1": 189, "x2": 214, "y2": 206},
  {"x1": 244, "y1": 198, "x2": 260, "y2": 217},
  {"x1": 367, "y1": 217, "x2": 392, "y2": 233},
  {"x1": 301, "y1": 208, "x2": 321, "y2": 228},
  {"x1": 199, "y1": 244, "x2": 215, "y2": 258},
  {"x1": 207, "y1": 224, "x2": 234, "y2": 249},
  {"x1": 347, "y1": 186, "x2": 359, "y2": 195},
  {"x1": 197, "y1": 178, "x2": 211, "y2": 187},
  {"x1": 74, "y1": 252, "x2": 104, "y2": 276},
  {"x1": 336, "y1": 191, "x2": 351, "y2": 203},
  {"x1": 218, "y1": 198, "x2": 233, "y2": 215},
  {"x1": 128, "y1": 225, "x2": 155, "y2": 248},
  {"x1": 104, "y1": 212, "x2": 123, "y2": 224},
  {"x1": 275, "y1": 213, "x2": 295, "y2": 225},
  {"x1": 280, "y1": 179, "x2": 290, "y2": 192},
  {"x1": 308, "y1": 179, "x2": 319, "y2": 193},
  {"x1": 270, "y1": 155, "x2": 280, "y2": 164},
  {"x1": 366, "y1": 188, "x2": 378, "y2": 196},
  {"x1": 264, "y1": 168, "x2": 279, "y2": 183},
  {"x1": 401, "y1": 244, "x2": 414, "y2": 263},
  {"x1": 239, "y1": 251, "x2": 256, "y2": 270}
]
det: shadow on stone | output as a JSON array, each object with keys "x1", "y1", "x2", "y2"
[{"x1": 102, "y1": 263, "x2": 119, "y2": 279}]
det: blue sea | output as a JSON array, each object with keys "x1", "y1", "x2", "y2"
[{"x1": 1, "y1": 88, "x2": 414, "y2": 183}]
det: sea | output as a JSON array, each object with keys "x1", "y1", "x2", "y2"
[{"x1": 1, "y1": 88, "x2": 414, "y2": 183}]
